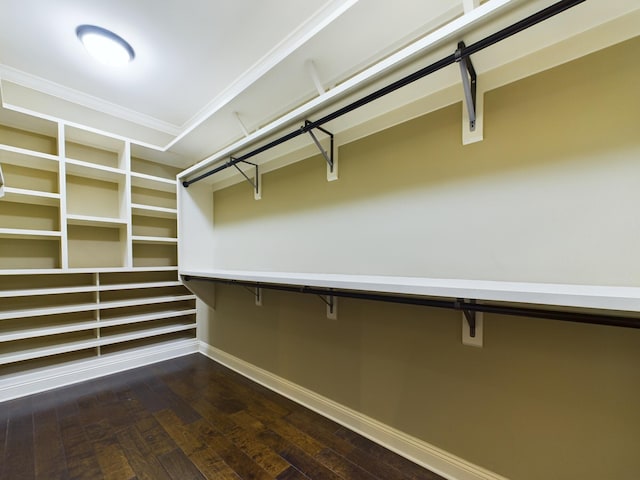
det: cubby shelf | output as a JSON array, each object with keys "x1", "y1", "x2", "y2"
[
  {"x1": 0, "y1": 145, "x2": 59, "y2": 171},
  {"x1": 1, "y1": 187, "x2": 60, "y2": 206},
  {"x1": 65, "y1": 158, "x2": 126, "y2": 182},
  {"x1": 66, "y1": 214, "x2": 128, "y2": 228},
  {"x1": 132, "y1": 203, "x2": 177, "y2": 218},
  {"x1": 0, "y1": 228, "x2": 61, "y2": 239},
  {"x1": 131, "y1": 172, "x2": 176, "y2": 192},
  {"x1": 0, "y1": 285, "x2": 97, "y2": 298},
  {"x1": 0, "y1": 280, "x2": 184, "y2": 298},
  {"x1": 98, "y1": 280, "x2": 183, "y2": 291},
  {"x1": 132, "y1": 235, "x2": 178, "y2": 244}
]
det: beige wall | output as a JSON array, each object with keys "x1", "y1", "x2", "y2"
[{"x1": 199, "y1": 38, "x2": 640, "y2": 479}]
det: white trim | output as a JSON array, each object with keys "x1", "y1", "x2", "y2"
[
  {"x1": 0, "y1": 338, "x2": 199, "y2": 402},
  {"x1": 199, "y1": 343, "x2": 508, "y2": 480},
  {"x1": 0, "y1": 66, "x2": 181, "y2": 136}
]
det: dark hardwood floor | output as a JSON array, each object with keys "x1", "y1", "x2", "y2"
[{"x1": 0, "y1": 353, "x2": 444, "y2": 480}]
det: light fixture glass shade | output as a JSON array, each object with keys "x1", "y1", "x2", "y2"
[{"x1": 76, "y1": 25, "x2": 135, "y2": 66}]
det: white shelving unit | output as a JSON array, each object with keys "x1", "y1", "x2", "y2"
[{"x1": 0, "y1": 112, "x2": 193, "y2": 401}]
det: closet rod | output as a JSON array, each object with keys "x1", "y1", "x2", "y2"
[
  {"x1": 182, "y1": 0, "x2": 585, "y2": 188},
  {"x1": 183, "y1": 275, "x2": 640, "y2": 330}
]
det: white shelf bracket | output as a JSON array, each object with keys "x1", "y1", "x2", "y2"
[
  {"x1": 233, "y1": 111, "x2": 250, "y2": 137},
  {"x1": 242, "y1": 286, "x2": 262, "y2": 306},
  {"x1": 456, "y1": 41, "x2": 484, "y2": 145},
  {"x1": 230, "y1": 157, "x2": 261, "y2": 200},
  {"x1": 305, "y1": 120, "x2": 338, "y2": 182},
  {"x1": 462, "y1": 0, "x2": 480, "y2": 14},
  {"x1": 318, "y1": 294, "x2": 337, "y2": 320},
  {"x1": 305, "y1": 59, "x2": 326, "y2": 96}
]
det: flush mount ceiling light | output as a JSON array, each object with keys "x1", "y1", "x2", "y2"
[{"x1": 76, "y1": 25, "x2": 135, "y2": 66}]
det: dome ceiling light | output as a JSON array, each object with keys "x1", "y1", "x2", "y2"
[{"x1": 76, "y1": 25, "x2": 135, "y2": 67}]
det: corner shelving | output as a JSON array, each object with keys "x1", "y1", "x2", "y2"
[{"x1": 0, "y1": 111, "x2": 193, "y2": 401}]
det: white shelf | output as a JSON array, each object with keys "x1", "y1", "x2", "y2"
[
  {"x1": 0, "y1": 319, "x2": 98, "y2": 342},
  {"x1": 98, "y1": 280, "x2": 183, "y2": 291},
  {"x1": 99, "y1": 294, "x2": 195, "y2": 311},
  {"x1": 132, "y1": 235, "x2": 178, "y2": 245},
  {"x1": 0, "y1": 228, "x2": 61, "y2": 240},
  {"x1": 66, "y1": 214, "x2": 128, "y2": 228},
  {"x1": 98, "y1": 308, "x2": 196, "y2": 328},
  {"x1": 66, "y1": 158, "x2": 126, "y2": 182},
  {"x1": 0, "y1": 308, "x2": 196, "y2": 342},
  {"x1": 1, "y1": 187, "x2": 60, "y2": 206},
  {"x1": 99, "y1": 323, "x2": 196, "y2": 345},
  {"x1": 0, "y1": 294, "x2": 194, "y2": 320},
  {"x1": 181, "y1": 269, "x2": 640, "y2": 313},
  {"x1": 131, "y1": 172, "x2": 176, "y2": 192},
  {"x1": 0, "y1": 323, "x2": 196, "y2": 365},
  {"x1": 0, "y1": 336, "x2": 99, "y2": 365},
  {"x1": 0, "y1": 266, "x2": 178, "y2": 275},
  {"x1": 0, "y1": 144, "x2": 59, "y2": 171},
  {"x1": 0, "y1": 281, "x2": 181, "y2": 298},
  {"x1": 0, "y1": 302, "x2": 98, "y2": 321},
  {"x1": 131, "y1": 203, "x2": 177, "y2": 218},
  {"x1": 0, "y1": 285, "x2": 97, "y2": 298}
]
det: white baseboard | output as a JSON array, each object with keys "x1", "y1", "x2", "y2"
[
  {"x1": 199, "y1": 341, "x2": 508, "y2": 480},
  {"x1": 0, "y1": 338, "x2": 199, "y2": 402}
]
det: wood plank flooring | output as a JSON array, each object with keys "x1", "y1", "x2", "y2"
[{"x1": 0, "y1": 354, "x2": 445, "y2": 480}]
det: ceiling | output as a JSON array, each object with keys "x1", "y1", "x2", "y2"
[{"x1": 0, "y1": 0, "x2": 638, "y2": 170}]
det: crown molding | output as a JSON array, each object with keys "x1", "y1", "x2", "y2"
[{"x1": 0, "y1": 64, "x2": 181, "y2": 136}]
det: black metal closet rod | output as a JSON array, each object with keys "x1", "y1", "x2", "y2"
[
  {"x1": 183, "y1": 275, "x2": 640, "y2": 330},
  {"x1": 182, "y1": 0, "x2": 586, "y2": 188}
]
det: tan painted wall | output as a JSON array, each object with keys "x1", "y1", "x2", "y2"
[{"x1": 199, "y1": 38, "x2": 640, "y2": 479}]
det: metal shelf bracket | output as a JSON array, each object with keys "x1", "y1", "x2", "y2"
[
  {"x1": 243, "y1": 286, "x2": 263, "y2": 306},
  {"x1": 318, "y1": 293, "x2": 337, "y2": 320},
  {"x1": 456, "y1": 41, "x2": 483, "y2": 144},
  {"x1": 456, "y1": 298, "x2": 483, "y2": 347},
  {"x1": 230, "y1": 157, "x2": 261, "y2": 200},
  {"x1": 0, "y1": 163, "x2": 4, "y2": 198},
  {"x1": 456, "y1": 41, "x2": 477, "y2": 132},
  {"x1": 305, "y1": 120, "x2": 338, "y2": 182}
]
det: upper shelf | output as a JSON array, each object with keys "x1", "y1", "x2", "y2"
[
  {"x1": 0, "y1": 228, "x2": 61, "y2": 240},
  {"x1": 1, "y1": 187, "x2": 60, "y2": 206},
  {"x1": 131, "y1": 203, "x2": 177, "y2": 219},
  {"x1": 180, "y1": 269, "x2": 640, "y2": 313},
  {"x1": 0, "y1": 145, "x2": 59, "y2": 172},
  {"x1": 131, "y1": 172, "x2": 176, "y2": 192},
  {"x1": 65, "y1": 158, "x2": 126, "y2": 182},
  {"x1": 66, "y1": 214, "x2": 128, "y2": 228}
]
